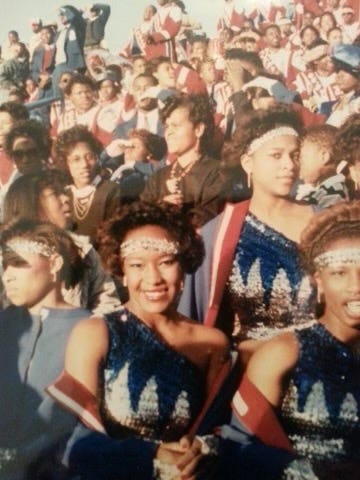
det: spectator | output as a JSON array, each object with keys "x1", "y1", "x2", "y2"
[
  {"x1": 3, "y1": 170, "x2": 122, "y2": 315},
  {"x1": 296, "y1": 124, "x2": 349, "y2": 208},
  {"x1": 141, "y1": 93, "x2": 229, "y2": 227},
  {"x1": 53, "y1": 125, "x2": 120, "y2": 243},
  {"x1": 84, "y1": 3, "x2": 111, "y2": 50}
]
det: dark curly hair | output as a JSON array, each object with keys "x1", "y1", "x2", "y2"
[
  {"x1": 97, "y1": 201, "x2": 205, "y2": 278},
  {"x1": 0, "y1": 219, "x2": 84, "y2": 289},
  {"x1": 300, "y1": 201, "x2": 360, "y2": 274},
  {"x1": 127, "y1": 129, "x2": 167, "y2": 161},
  {"x1": 0, "y1": 101, "x2": 29, "y2": 122},
  {"x1": 53, "y1": 125, "x2": 103, "y2": 173},
  {"x1": 222, "y1": 105, "x2": 303, "y2": 169},
  {"x1": 64, "y1": 73, "x2": 96, "y2": 96},
  {"x1": 160, "y1": 93, "x2": 215, "y2": 154},
  {"x1": 332, "y1": 113, "x2": 360, "y2": 166},
  {"x1": 5, "y1": 119, "x2": 51, "y2": 161}
]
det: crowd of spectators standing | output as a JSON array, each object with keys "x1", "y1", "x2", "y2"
[{"x1": 0, "y1": 1, "x2": 360, "y2": 479}]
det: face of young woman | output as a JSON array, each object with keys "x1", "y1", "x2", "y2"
[
  {"x1": 164, "y1": 107, "x2": 203, "y2": 157},
  {"x1": 315, "y1": 237, "x2": 360, "y2": 344},
  {"x1": 2, "y1": 253, "x2": 55, "y2": 312},
  {"x1": 66, "y1": 142, "x2": 98, "y2": 188},
  {"x1": 243, "y1": 134, "x2": 299, "y2": 198},
  {"x1": 122, "y1": 225, "x2": 183, "y2": 320},
  {"x1": 38, "y1": 187, "x2": 72, "y2": 229},
  {"x1": 99, "y1": 80, "x2": 118, "y2": 102}
]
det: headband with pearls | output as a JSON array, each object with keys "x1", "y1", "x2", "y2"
[
  {"x1": 120, "y1": 237, "x2": 179, "y2": 258},
  {"x1": 5, "y1": 239, "x2": 56, "y2": 258},
  {"x1": 247, "y1": 127, "x2": 299, "y2": 156},
  {"x1": 314, "y1": 248, "x2": 360, "y2": 270}
]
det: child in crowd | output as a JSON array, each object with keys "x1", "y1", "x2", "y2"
[{"x1": 296, "y1": 124, "x2": 349, "y2": 209}]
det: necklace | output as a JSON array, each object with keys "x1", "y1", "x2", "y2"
[
  {"x1": 166, "y1": 158, "x2": 198, "y2": 194},
  {"x1": 72, "y1": 189, "x2": 96, "y2": 220}
]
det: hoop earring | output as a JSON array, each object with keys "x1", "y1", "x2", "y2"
[{"x1": 247, "y1": 172, "x2": 252, "y2": 189}]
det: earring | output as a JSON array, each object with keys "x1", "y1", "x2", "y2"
[
  {"x1": 317, "y1": 289, "x2": 323, "y2": 304},
  {"x1": 123, "y1": 276, "x2": 127, "y2": 287},
  {"x1": 247, "y1": 172, "x2": 252, "y2": 189}
]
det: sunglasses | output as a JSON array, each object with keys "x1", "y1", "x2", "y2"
[{"x1": 11, "y1": 147, "x2": 39, "y2": 160}]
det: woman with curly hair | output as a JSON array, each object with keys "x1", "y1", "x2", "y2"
[
  {"x1": 0, "y1": 219, "x2": 89, "y2": 478},
  {"x1": 47, "y1": 201, "x2": 232, "y2": 480},
  {"x1": 179, "y1": 106, "x2": 315, "y2": 348},
  {"x1": 141, "y1": 93, "x2": 229, "y2": 227},
  {"x1": 218, "y1": 201, "x2": 360, "y2": 480},
  {"x1": 53, "y1": 124, "x2": 120, "y2": 243}
]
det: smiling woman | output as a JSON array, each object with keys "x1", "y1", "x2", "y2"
[
  {"x1": 218, "y1": 201, "x2": 360, "y2": 479},
  {"x1": 46, "y1": 201, "x2": 232, "y2": 480}
]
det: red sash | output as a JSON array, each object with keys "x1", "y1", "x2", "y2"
[
  {"x1": 232, "y1": 374, "x2": 294, "y2": 452},
  {"x1": 47, "y1": 371, "x2": 106, "y2": 434}
]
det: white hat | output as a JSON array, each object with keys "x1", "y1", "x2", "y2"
[{"x1": 341, "y1": 6, "x2": 354, "y2": 14}]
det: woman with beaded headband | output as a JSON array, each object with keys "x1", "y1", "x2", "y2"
[
  {"x1": 47, "y1": 201, "x2": 233, "y2": 480},
  {"x1": 216, "y1": 201, "x2": 360, "y2": 480},
  {"x1": 53, "y1": 125, "x2": 121, "y2": 244},
  {"x1": 178, "y1": 105, "x2": 316, "y2": 352},
  {"x1": 0, "y1": 219, "x2": 90, "y2": 479},
  {"x1": 2, "y1": 170, "x2": 122, "y2": 316}
]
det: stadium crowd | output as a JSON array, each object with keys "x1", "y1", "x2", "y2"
[{"x1": 0, "y1": 1, "x2": 360, "y2": 479}]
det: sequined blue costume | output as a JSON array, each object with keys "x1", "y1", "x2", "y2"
[
  {"x1": 281, "y1": 323, "x2": 360, "y2": 464},
  {"x1": 99, "y1": 308, "x2": 205, "y2": 442},
  {"x1": 227, "y1": 213, "x2": 315, "y2": 341}
]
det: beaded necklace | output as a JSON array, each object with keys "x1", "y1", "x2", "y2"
[{"x1": 166, "y1": 158, "x2": 198, "y2": 194}]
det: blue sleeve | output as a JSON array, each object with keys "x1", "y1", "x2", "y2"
[
  {"x1": 64, "y1": 424, "x2": 157, "y2": 480},
  {"x1": 216, "y1": 437, "x2": 295, "y2": 480}
]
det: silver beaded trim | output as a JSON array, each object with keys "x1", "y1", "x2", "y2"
[
  {"x1": 5, "y1": 239, "x2": 56, "y2": 258},
  {"x1": 314, "y1": 248, "x2": 360, "y2": 270},
  {"x1": 120, "y1": 237, "x2": 179, "y2": 258},
  {"x1": 247, "y1": 127, "x2": 299, "y2": 155}
]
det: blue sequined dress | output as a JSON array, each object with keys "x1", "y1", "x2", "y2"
[
  {"x1": 281, "y1": 323, "x2": 360, "y2": 464},
  {"x1": 226, "y1": 213, "x2": 315, "y2": 341},
  {"x1": 99, "y1": 308, "x2": 205, "y2": 442}
]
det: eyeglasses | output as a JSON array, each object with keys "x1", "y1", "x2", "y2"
[{"x1": 11, "y1": 148, "x2": 39, "y2": 160}]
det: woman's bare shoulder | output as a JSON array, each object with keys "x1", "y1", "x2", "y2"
[
  {"x1": 247, "y1": 332, "x2": 299, "y2": 378},
  {"x1": 187, "y1": 320, "x2": 230, "y2": 351},
  {"x1": 68, "y1": 316, "x2": 109, "y2": 353}
]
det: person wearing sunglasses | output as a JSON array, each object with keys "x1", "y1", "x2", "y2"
[{"x1": 4, "y1": 119, "x2": 51, "y2": 178}]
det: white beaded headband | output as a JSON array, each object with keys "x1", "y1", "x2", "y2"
[
  {"x1": 314, "y1": 248, "x2": 360, "y2": 270},
  {"x1": 247, "y1": 127, "x2": 299, "y2": 155},
  {"x1": 120, "y1": 237, "x2": 180, "y2": 258},
  {"x1": 5, "y1": 239, "x2": 56, "y2": 258}
]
